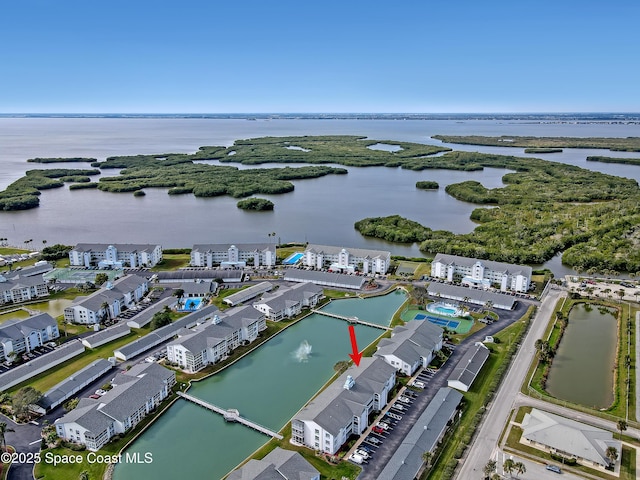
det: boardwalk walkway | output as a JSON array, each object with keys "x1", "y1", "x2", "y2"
[
  {"x1": 311, "y1": 309, "x2": 391, "y2": 330},
  {"x1": 176, "y1": 391, "x2": 283, "y2": 439}
]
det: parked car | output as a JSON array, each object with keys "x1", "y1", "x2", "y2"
[
  {"x1": 545, "y1": 465, "x2": 562, "y2": 474},
  {"x1": 349, "y1": 453, "x2": 364, "y2": 464},
  {"x1": 376, "y1": 422, "x2": 389, "y2": 430},
  {"x1": 398, "y1": 396, "x2": 411, "y2": 403},
  {"x1": 372, "y1": 426, "x2": 385, "y2": 434},
  {"x1": 355, "y1": 449, "x2": 370, "y2": 459},
  {"x1": 365, "y1": 436, "x2": 380, "y2": 445},
  {"x1": 95, "y1": 389, "x2": 106, "y2": 396}
]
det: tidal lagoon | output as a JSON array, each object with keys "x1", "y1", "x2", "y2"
[{"x1": 1, "y1": 118, "x2": 640, "y2": 274}]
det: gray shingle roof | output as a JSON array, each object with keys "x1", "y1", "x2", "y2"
[
  {"x1": 224, "y1": 282, "x2": 273, "y2": 306},
  {"x1": 82, "y1": 324, "x2": 131, "y2": 348},
  {"x1": 522, "y1": 408, "x2": 622, "y2": 467},
  {"x1": 0, "y1": 340, "x2": 85, "y2": 392},
  {"x1": 155, "y1": 270, "x2": 244, "y2": 282},
  {"x1": 0, "y1": 313, "x2": 57, "y2": 342},
  {"x1": 447, "y1": 343, "x2": 490, "y2": 390},
  {"x1": 227, "y1": 448, "x2": 319, "y2": 480},
  {"x1": 283, "y1": 270, "x2": 365, "y2": 289},
  {"x1": 115, "y1": 305, "x2": 219, "y2": 360},
  {"x1": 378, "y1": 387, "x2": 463, "y2": 480},
  {"x1": 294, "y1": 358, "x2": 395, "y2": 436},
  {"x1": 73, "y1": 243, "x2": 159, "y2": 253},
  {"x1": 433, "y1": 253, "x2": 532, "y2": 277},
  {"x1": 427, "y1": 283, "x2": 516, "y2": 309},
  {"x1": 39, "y1": 359, "x2": 114, "y2": 409},
  {"x1": 192, "y1": 243, "x2": 275, "y2": 253},
  {"x1": 306, "y1": 244, "x2": 390, "y2": 259}
]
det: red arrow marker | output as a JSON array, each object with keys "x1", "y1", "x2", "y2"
[{"x1": 348, "y1": 325, "x2": 362, "y2": 366}]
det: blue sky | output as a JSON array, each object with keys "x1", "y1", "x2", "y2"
[{"x1": 1, "y1": 0, "x2": 638, "y2": 113}]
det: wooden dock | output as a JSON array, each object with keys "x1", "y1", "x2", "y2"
[
  {"x1": 177, "y1": 391, "x2": 283, "y2": 439},
  {"x1": 311, "y1": 309, "x2": 391, "y2": 330}
]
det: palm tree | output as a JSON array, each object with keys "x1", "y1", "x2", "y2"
[
  {"x1": 513, "y1": 461, "x2": 526, "y2": 478},
  {"x1": 100, "y1": 301, "x2": 110, "y2": 325},
  {"x1": 0, "y1": 422, "x2": 15, "y2": 452},
  {"x1": 484, "y1": 300, "x2": 494, "y2": 311},
  {"x1": 605, "y1": 446, "x2": 619, "y2": 465},
  {"x1": 422, "y1": 450, "x2": 433, "y2": 468},
  {"x1": 42, "y1": 239, "x2": 47, "y2": 251},
  {"x1": 617, "y1": 419, "x2": 627, "y2": 439},
  {"x1": 616, "y1": 289, "x2": 625, "y2": 302},
  {"x1": 503, "y1": 458, "x2": 515, "y2": 477},
  {"x1": 483, "y1": 459, "x2": 497, "y2": 477}
]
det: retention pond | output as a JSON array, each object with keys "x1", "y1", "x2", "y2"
[
  {"x1": 114, "y1": 290, "x2": 407, "y2": 480},
  {"x1": 545, "y1": 303, "x2": 618, "y2": 409}
]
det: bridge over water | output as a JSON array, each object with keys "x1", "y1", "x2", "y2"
[
  {"x1": 176, "y1": 391, "x2": 283, "y2": 439},
  {"x1": 311, "y1": 309, "x2": 391, "y2": 331}
]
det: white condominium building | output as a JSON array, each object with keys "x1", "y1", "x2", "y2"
[
  {"x1": 291, "y1": 358, "x2": 396, "y2": 455},
  {"x1": 64, "y1": 275, "x2": 149, "y2": 325},
  {"x1": 55, "y1": 363, "x2": 175, "y2": 451},
  {"x1": 190, "y1": 243, "x2": 276, "y2": 268},
  {"x1": 252, "y1": 282, "x2": 323, "y2": 321},
  {"x1": 0, "y1": 313, "x2": 59, "y2": 362},
  {"x1": 431, "y1": 253, "x2": 532, "y2": 292},
  {"x1": 303, "y1": 244, "x2": 391, "y2": 274},
  {"x1": 166, "y1": 306, "x2": 266, "y2": 373},
  {"x1": 69, "y1": 243, "x2": 163, "y2": 268}
]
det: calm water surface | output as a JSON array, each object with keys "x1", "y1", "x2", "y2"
[
  {"x1": 1, "y1": 119, "x2": 639, "y2": 273},
  {"x1": 114, "y1": 291, "x2": 407, "y2": 480},
  {"x1": 545, "y1": 303, "x2": 618, "y2": 408}
]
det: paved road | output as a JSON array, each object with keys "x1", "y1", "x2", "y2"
[
  {"x1": 493, "y1": 449, "x2": 584, "y2": 480},
  {"x1": 358, "y1": 299, "x2": 534, "y2": 479},
  {"x1": 455, "y1": 288, "x2": 564, "y2": 479},
  {"x1": 2, "y1": 414, "x2": 42, "y2": 480}
]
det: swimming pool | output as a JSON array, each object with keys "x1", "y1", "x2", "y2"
[
  {"x1": 283, "y1": 252, "x2": 304, "y2": 265},
  {"x1": 179, "y1": 297, "x2": 203, "y2": 311},
  {"x1": 427, "y1": 302, "x2": 464, "y2": 317}
]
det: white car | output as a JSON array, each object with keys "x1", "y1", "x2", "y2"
[
  {"x1": 355, "y1": 449, "x2": 370, "y2": 459},
  {"x1": 349, "y1": 453, "x2": 364, "y2": 464},
  {"x1": 95, "y1": 389, "x2": 107, "y2": 396},
  {"x1": 398, "y1": 396, "x2": 411, "y2": 403}
]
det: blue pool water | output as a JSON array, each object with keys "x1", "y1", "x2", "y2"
[
  {"x1": 414, "y1": 313, "x2": 427, "y2": 320},
  {"x1": 283, "y1": 252, "x2": 304, "y2": 265},
  {"x1": 427, "y1": 302, "x2": 463, "y2": 317},
  {"x1": 179, "y1": 297, "x2": 203, "y2": 311}
]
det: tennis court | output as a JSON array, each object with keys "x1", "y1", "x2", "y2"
[{"x1": 402, "y1": 307, "x2": 473, "y2": 334}]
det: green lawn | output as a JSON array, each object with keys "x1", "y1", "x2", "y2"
[
  {"x1": 150, "y1": 254, "x2": 190, "y2": 271},
  {"x1": 0, "y1": 309, "x2": 30, "y2": 323},
  {"x1": 8, "y1": 329, "x2": 150, "y2": 394}
]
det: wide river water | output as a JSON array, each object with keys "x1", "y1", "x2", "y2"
[
  {"x1": 113, "y1": 290, "x2": 407, "y2": 480},
  {"x1": 1, "y1": 118, "x2": 640, "y2": 276}
]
